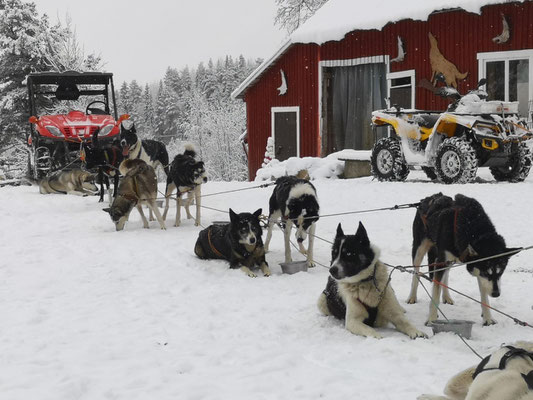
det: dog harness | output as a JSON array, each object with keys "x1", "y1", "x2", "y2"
[
  {"x1": 207, "y1": 228, "x2": 225, "y2": 258},
  {"x1": 473, "y1": 345, "x2": 533, "y2": 389}
]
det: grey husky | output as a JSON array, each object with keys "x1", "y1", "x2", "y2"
[
  {"x1": 103, "y1": 159, "x2": 166, "y2": 231},
  {"x1": 39, "y1": 169, "x2": 97, "y2": 196}
]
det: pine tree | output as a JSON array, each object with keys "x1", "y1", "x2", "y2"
[
  {"x1": 0, "y1": 0, "x2": 56, "y2": 148},
  {"x1": 138, "y1": 83, "x2": 155, "y2": 139},
  {"x1": 118, "y1": 81, "x2": 130, "y2": 115}
]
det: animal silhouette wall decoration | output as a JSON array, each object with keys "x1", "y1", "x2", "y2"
[
  {"x1": 428, "y1": 32, "x2": 468, "y2": 88},
  {"x1": 493, "y1": 14, "x2": 510, "y2": 44}
]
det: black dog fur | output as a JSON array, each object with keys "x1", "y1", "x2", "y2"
[
  {"x1": 119, "y1": 121, "x2": 169, "y2": 176},
  {"x1": 194, "y1": 209, "x2": 271, "y2": 278},
  {"x1": 81, "y1": 130, "x2": 123, "y2": 202},
  {"x1": 264, "y1": 176, "x2": 320, "y2": 267},
  {"x1": 162, "y1": 144, "x2": 207, "y2": 226},
  {"x1": 408, "y1": 192, "x2": 518, "y2": 325}
]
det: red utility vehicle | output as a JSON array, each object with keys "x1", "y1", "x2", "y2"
[{"x1": 27, "y1": 71, "x2": 125, "y2": 178}]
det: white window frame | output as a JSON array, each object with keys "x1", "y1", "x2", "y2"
[
  {"x1": 477, "y1": 49, "x2": 533, "y2": 106},
  {"x1": 318, "y1": 55, "x2": 390, "y2": 145},
  {"x1": 387, "y1": 69, "x2": 416, "y2": 109},
  {"x1": 271, "y1": 106, "x2": 300, "y2": 158}
]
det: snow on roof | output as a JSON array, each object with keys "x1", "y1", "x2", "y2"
[
  {"x1": 290, "y1": 0, "x2": 509, "y2": 44},
  {"x1": 232, "y1": 0, "x2": 522, "y2": 99}
]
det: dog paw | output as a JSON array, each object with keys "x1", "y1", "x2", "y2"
[
  {"x1": 425, "y1": 319, "x2": 437, "y2": 327},
  {"x1": 368, "y1": 332, "x2": 383, "y2": 339},
  {"x1": 247, "y1": 271, "x2": 257, "y2": 278},
  {"x1": 406, "y1": 297, "x2": 417, "y2": 304},
  {"x1": 174, "y1": 222, "x2": 181, "y2": 227},
  {"x1": 307, "y1": 262, "x2": 316, "y2": 268},
  {"x1": 483, "y1": 318, "x2": 497, "y2": 326},
  {"x1": 442, "y1": 297, "x2": 454, "y2": 305},
  {"x1": 263, "y1": 271, "x2": 271, "y2": 277},
  {"x1": 409, "y1": 330, "x2": 428, "y2": 339},
  {"x1": 194, "y1": 222, "x2": 200, "y2": 227}
]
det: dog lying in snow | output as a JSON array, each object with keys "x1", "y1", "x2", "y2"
[
  {"x1": 194, "y1": 209, "x2": 270, "y2": 278},
  {"x1": 418, "y1": 341, "x2": 533, "y2": 400},
  {"x1": 39, "y1": 169, "x2": 97, "y2": 196},
  {"x1": 318, "y1": 222, "x2": 427, "y2": 339}
]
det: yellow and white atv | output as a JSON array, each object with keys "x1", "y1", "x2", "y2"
[{"x1": 370, "y1": 80, "x2": 532, "y2": 183}]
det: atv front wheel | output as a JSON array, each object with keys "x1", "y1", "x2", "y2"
[
  {"x1": 370, "y1": 137, "x2": 409, "y2": 182},
  {"x1": 489, "y1": 143, "x2": 532, "y2": 182},
  {"x1": 435, "y1": 137, "x2": 478, "y2": 184}
]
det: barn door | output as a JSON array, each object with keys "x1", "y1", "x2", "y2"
[{"x1": 271, "y1": 107, "x2": 300, "y2": 161}]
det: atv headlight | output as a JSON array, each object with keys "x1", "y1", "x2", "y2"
[
  {"x1": 99, "y1": 124, "x2": 114, "y2": 136},
  {"x1": 45, "y1": 125, "x2": 63, "y2": 137}
]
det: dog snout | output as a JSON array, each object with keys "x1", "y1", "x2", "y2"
[
  {"x1": 491, "y1": 289, "x2": 500, "y2": 297},
  {"x1": 203, "y1": 177, "x2": 208, "y2": 183},
  {"x1": 120, "y1": 139, "x2": 126, "y2": 147},
  {"x1": 250, "y1": 237, "x2": 256, "y2": 244},
  {"x1": 297, "y1": 237, "x2": 304, "y2": 243},
  {"x1": 329, "y1": 266, "x2": 339, "y2": 279}
]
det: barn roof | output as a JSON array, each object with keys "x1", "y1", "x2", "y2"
[{"x1": 231, "y1": 0, "x2": 522, "y2": 99}]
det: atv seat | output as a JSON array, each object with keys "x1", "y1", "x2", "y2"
[{"x1": 414, "y1": 114, "x2": 440, "y2": 129}]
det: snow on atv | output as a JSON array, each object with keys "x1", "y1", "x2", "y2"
[
  {"x1": 370, "y1": 78, "x2": 533, "y2": 184},
  {"x1": 26, "y1": 71, "x2": 128, "y2": 179}
]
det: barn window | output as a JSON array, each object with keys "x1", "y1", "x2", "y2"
[
  {"x1": 320, "y1": 57, "x2": 387, "y2": 155},
  {"x1": 387, "y1": 70, "x2": 415, "y2": 109},
  {"x1": 478, "y1": 50, "x2": 533, "y2": 120}
]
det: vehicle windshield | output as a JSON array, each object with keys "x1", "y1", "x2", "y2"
[{"x1": 31, "y1": 83, "x2": 112, "y2": 116}]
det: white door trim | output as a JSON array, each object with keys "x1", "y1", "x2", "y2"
[{"x1": 271, "y1": 106, "x2": 300, "y2": 158}]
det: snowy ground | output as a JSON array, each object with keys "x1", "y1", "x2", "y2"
[{"x1": 2, "y1": 168, "x2": 533, "y2": 400}]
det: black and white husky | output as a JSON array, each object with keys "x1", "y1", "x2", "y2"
[
  {"x1": 162, "y1": 144, "x2": 207, "y2": 227},
  {"x1": 407, "y1": 193, "x2": 518, "y2": 325},
  {"x1": 194, "y1": 209, "x2": 270, "y2": 278},
  {"x1": 318, "y1": 222, "x2": 427, "y2": 339},
  {"x1": 264, "y1": 176, "x2": 319, "y2": 267},
  {"x1": 119, "y1": 120, "x2": 169, "y2": 176}
]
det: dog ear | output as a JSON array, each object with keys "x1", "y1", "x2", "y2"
[
  {"x1": 355, "y1": 222, "x2": 370, "y2": 246},
  {"x1": 229, "y1": 208, "x2": 237, "y2": 223},
  {"x1": 253, "y1": 208, "x2": 262, "y2": 219},
  {"x1": 336, "y1": 223, "x2": 344, "y2": 238}
]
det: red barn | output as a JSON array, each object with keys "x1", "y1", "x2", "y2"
[{"x1": 232, "y1": 0, "x2": 533, "y2": 180}]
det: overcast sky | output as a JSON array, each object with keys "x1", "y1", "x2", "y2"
[{"x1": 32, "y1": 0, "x2": 287, "y2": 85}]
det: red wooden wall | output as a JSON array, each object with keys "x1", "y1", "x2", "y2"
[{"x1": 243, "y1": 1, "x2": 533, "y2": 180}]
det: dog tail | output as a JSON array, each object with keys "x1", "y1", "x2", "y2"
[{"x1": 183, "y1": 143, "x2": 196, "y2": 158}]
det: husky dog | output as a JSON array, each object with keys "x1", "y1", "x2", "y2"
[
  {"x1": 407, "y1": 192, "x2": 518, "y2": 325},
  {"x1": 264, "y1": 176, "x2": 319, "y2": 267},
  {"x1": 119, "y1": 120, "x2": 169, "y2": 175},
  {"x1": 81, "y1": 130, "x2": 123, "y2": 203},
  {"x1": 418, "y1": 341, "x2": 533, "y2": 400},
  {"x1": 317, "y1": 222, "x2": 427, "y2": 339},
  {"x1": 194, "y1": 208, "x2": 270, "y2": 278},
  {"x1": 162, "y1": 144, "x2": 207, "y2": 227},
  {"x1": 39, "y1": 169, "x2": 97, "y2": 196},
  {"x1": 103, "y1": 159, "x2": 166, "y2": 231}
]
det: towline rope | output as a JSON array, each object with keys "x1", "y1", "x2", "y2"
[{"x1": 383, "y1": 261, "x2": 533, "y2": 329}]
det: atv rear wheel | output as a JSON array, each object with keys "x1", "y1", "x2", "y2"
[
  {"x1": 435, "y1": 137, "x2": 478, "y2": 184},
  {"x1": 370, "y1": 137, "x2": 409, "y2": 181},
  {"x1": 489, "y1": 142, "x2": 532, "y2": 182}
]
